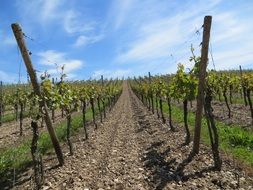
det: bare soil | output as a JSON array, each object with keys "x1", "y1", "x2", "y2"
[{"x1": 10, "y1": 82, "x2": 253, "y2": 189}]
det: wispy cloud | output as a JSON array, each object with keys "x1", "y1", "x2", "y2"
[
  {"x1": 0, "y1": 29, "x2": 16, "y2": 47},
  {"x1": 116, "y1": 26, "x2": 181, "y2": 63},
  {"x1": 15, "y1": 0, "x2": 103, "y2": 38},
  {"x1": 0, "y1": 70, "x2": 19, "y2": 83},
  {"x1": 112, "y1": 0, "x2": 217, "y2": 65},
  {"x1": 92, "y1": 69, "x2": 131, "y2": 79},
  {"x1": 37, "y1": 50, "x2": 83, "y2": 78},
  {"x1": 3, "y1": 0, "x2": 252, "y2": 81},
  {"x1": 211, "y1": 47, "x2": 253, "y2": 70},
  {"x1": 63, "y1": 10, "x2": 96, "y2": 34},
  {"x1": 15, "y1": 0, "x2": 105, "y2": 51},
  {"x1": 40, "y1": 0, "x2": 63, "y2": 23},
  {"x1": 15, "y1": 0, "x2": 64, "y2": 26},
  {"x1": 212, "y1": 12, "x2": 247, "y2": 43},
  {"x1": 73, "y1": 36, "x2": 89, "y2": 47},
  {"x1": 110, "y1": 0, "x2": 253, "y2": 75},
  {"x1": 110, "y1": 0, "x2": 135, "y2": 30},
  {"x1": 73, "y1": 34, "x2": 104, "y2": 47},
  {"x1": 3, "y1": 36, "x2": 16, "y2": 46}
]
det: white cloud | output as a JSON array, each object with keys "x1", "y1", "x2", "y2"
[
  {"x1": 40, "y1": 0, "x2": 62, "y2": 22},
  {"x1": 37, "y1": 50, "x2": 64, "y2": 66},
  {"x1": 116, "y1": 26, "x2": 181, "y2": 63},
  {"x1": 110, "y1": 0, "x2": 253, "y2": 75},
  {"x1": 0, "y1": 70, "x2": 18, "y2": 83},
  {"x1": 11, "y1": 0, "x2": 253, "y2": 79},
  {"x1": 15, "y1": 0, "x2": 103, "y2": 39},
  {"x1": 114, "y1": 18, "x2": 190, "y2": 63},
  {"x1": 212, "y1": 12, "x2": 246, "y2": 43},
  {"x1": 112, "y1": 0, "x2": 135, "y2": 30},
  {"x1": 73, "y1": 36, "x2": 89, "y2": 47},
  {"x1": 3, "y1": 36, "x2": 16, "y2": 46},
  {"x1": 16, "y1": 0, "x2": 63, "y2": 25},
  {"x1": 73, "y1": 34, "x2": 104, "y2": 47},
  {"x1": 45, "y1": 60, "x2": 82, "y2": 74},
  {"x1": 37, "y1": 50, "x2": 83, "y2": 78},
  {"x1": 211, "y1": 48, "x2": 253, "y2": 70},
  {"x1": 92, "y1": 69, "x2": 131, "y2": 79},
  {"x1": 112, "y1": 0, "x2": 220, "y2": 65},
  {"x1": 63, "y1": 10, "x2": 96, "y2": 34},
  {"x1": 0, "y1": 29, "x2": 16, "y2": 47}
]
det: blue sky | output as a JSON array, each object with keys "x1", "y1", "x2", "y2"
[{"x1": 1, "y1": 0, "x2": 253, "y2": 83}]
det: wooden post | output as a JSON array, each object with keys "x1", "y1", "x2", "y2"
[
  {"x1": 27, "y1": 71, "x2": 30, "y2": 83},
  {"x1": 0, "y1": 81, "x2": 2, "y2": 126},
  {"x1": 149, "y1": 72, "x2": 155, "y2": 114},
  {"x1": 192, "y1": 16, "x2": 212, "y2": 154},
  {"x1": 239, "y1": 65, "x2": 248, "y2": 106},
  {"x1": 101, "y1": 75, "x2": 106, "y2": 118},
  {"x1": 101, "y1": 75, "x2": 104, "y2": 86},
  {"x1": 11, "y1": 23, "x2": 64, "y2": 166}
]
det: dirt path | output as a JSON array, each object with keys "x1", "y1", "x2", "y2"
[{"x1": 16, "y1": 82, "x2": 253, "y2": 190}]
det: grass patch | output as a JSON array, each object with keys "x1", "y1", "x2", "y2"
[
  {"x1": 162, "y1": 102, "x2": 253, "y2": 166},
  {"x1": 1, "y1": 111, "x2": 29, "y2": 123}
]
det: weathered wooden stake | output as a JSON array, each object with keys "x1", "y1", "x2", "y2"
[
  {"x1": 239, "y1": 65, "x2": 248, "y2": 106},
  {"x1": 11, "y1": 23, "x2": 64, "y2": 166},
  {"x1": 101, "y1": 75, "x2": 106, "y2": 118},
  {"x1": 148, "y1": 72, "x2": 155, "y2": 114},
  {"x1": 0, "y1": 81, "x2": 3, "y2": 126},
  {"x1": 101, "y1": 75, "x2": 104, "y2": 85},
  {"x1": 192, "y1": 16, "x2": 212, "y2": 154},
  {"x1": 148, "y1": 72, "x2": 151, "y2": 83}
]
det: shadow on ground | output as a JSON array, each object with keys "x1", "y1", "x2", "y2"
[{"x1": 142, "y1": 141, "x2": 216, "y2": 190}]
